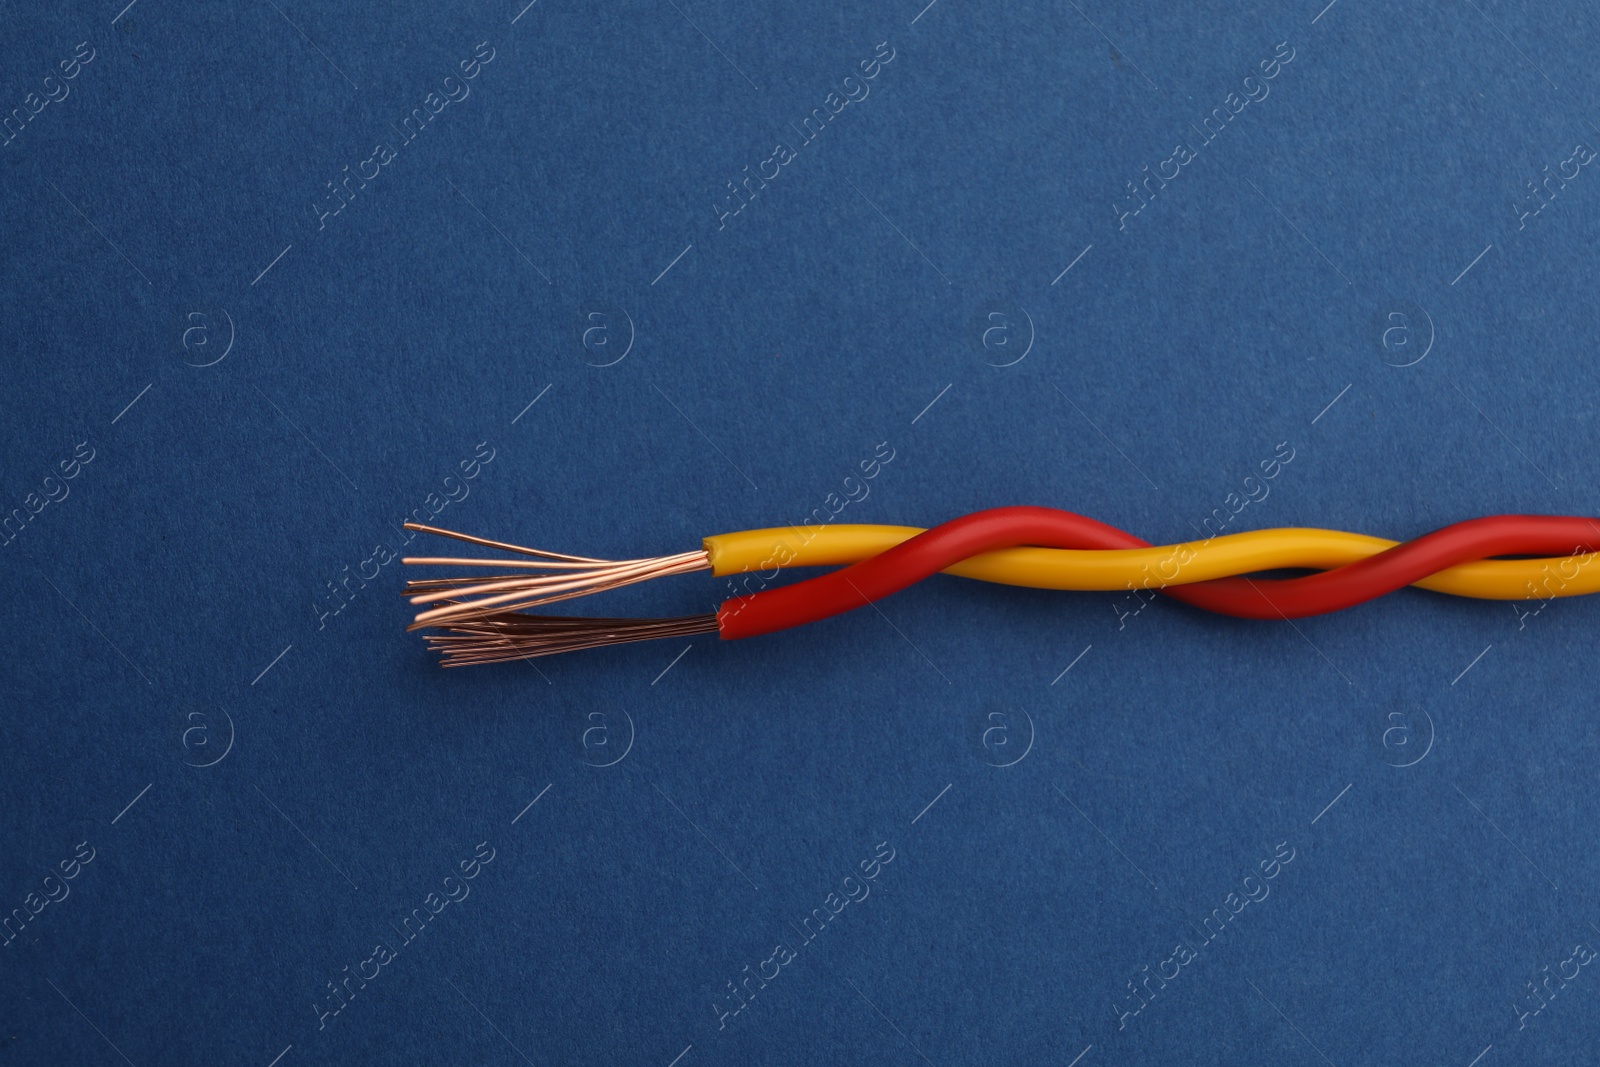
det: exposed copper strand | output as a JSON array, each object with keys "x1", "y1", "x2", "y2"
[
  {"x1": 401, "y1": 555, "x2": 638, "y2": 571},
  {"x1": 401, "y1": 522, "x2": 612, "y2": 563},
  {"x1": 410, "y1": 556, "x2": 708, "y2": 622},
  {"x1": 407, "y1": 553, "x2": 702, "y2": 610},
  {"x1": 421, "y1": 611, "x2": 719, "y2": 666},
  {"x1": 405, "y1": 550, "x2": 710, "y2": 627}
]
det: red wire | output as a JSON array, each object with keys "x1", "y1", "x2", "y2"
[{"x1": 714, "y1": 506, "x2": 1600, "y2": 639}]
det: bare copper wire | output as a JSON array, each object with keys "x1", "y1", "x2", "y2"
[
  {"x1": 400, "y1": 522, "x2": 710, "y2": 629},
  {"x1": 423, "y1": 611, "x2": 719, "y2": 666},
  {"x1": 402, "y1": 522, "x2": 612, "y2": 563}
]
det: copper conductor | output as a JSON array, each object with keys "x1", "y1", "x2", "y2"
[
  {"x1": 401, "y1": 522, "x2": 710, "y2": 628},
  {"x1": 424, "y1": 611, "x2": 720, "y2": 667}
]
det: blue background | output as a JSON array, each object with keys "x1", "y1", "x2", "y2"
[{"x1": 3, "y1": 1, "x2": 1598, "y2": 1064}]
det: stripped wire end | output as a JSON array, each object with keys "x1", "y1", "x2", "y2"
[
  {"x1": 401, "y1": 522, "x2": 709, "y2": 630},
  {"x1": 423, "y1": 611, "x2": 719, "y2": 667}
]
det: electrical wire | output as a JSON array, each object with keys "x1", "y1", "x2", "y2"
[
  {"x1": 703, "y1": 525, "x2": 1600, "y2": 599},
  {"x1": 402, "y1": 508, "x2": 1600, "y2": 664},
  {"x1": 716, "y1": 507, "x2": 1600, "y2": 637},
  {"x1": 404, "y1": 522, "x2": 1600, "y2": 619}
]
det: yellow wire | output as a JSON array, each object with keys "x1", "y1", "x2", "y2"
[{"x1": 702, "y1": 525, "x2": 1600, "y2": 601}]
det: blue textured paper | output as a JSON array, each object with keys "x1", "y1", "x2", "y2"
[{"x1": 5, "y1": 1, "x2": 1600, "y2": 1064}]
